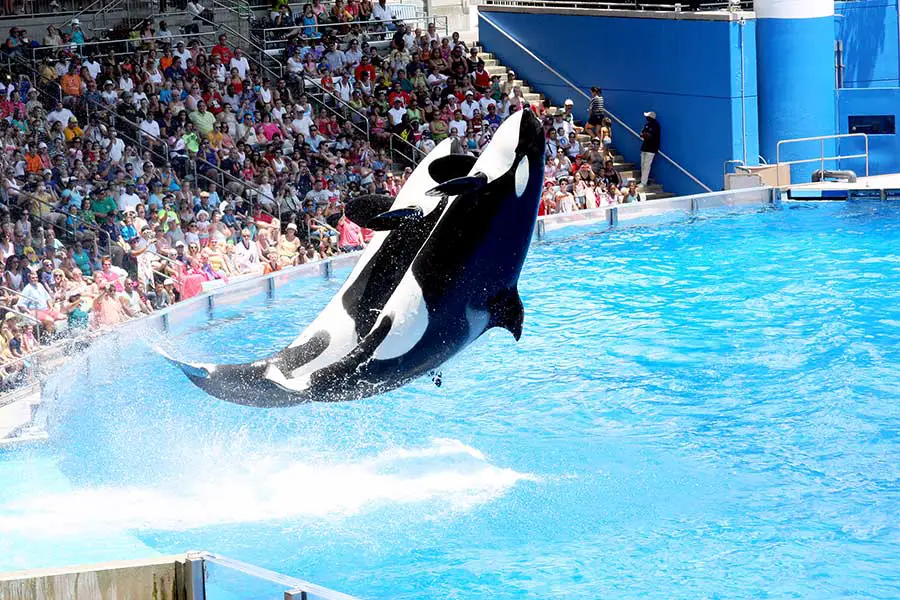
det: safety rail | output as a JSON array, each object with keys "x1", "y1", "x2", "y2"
[
  {"x1": 478, "y1": 11, "x2": 713, "y2": 193},
  {"x1": 775, "y1": 133, "x2": 869, "y2": 188},
  {"x1": 256, "y1": 11, "x2": 446, "y2": 51},
  {"x1": 389, "y1": 132, "x2": 425, "y2": 167},
  {"x1": 299, "y1": 76, "x2": 370, "y2": 140}
]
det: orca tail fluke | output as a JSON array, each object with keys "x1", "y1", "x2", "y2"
[{"x1": 155, "y1": 346, "x2": 301, "y2": 408}]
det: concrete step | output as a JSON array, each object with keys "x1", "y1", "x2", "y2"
[{"x1": 645, "y1": 192, "x2": 676, "y2": 201}]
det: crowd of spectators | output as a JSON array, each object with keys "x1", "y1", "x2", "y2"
[
  {"x1": 0, "y1": 2, "x2": 651, "y2": 386},
  {"x1": 255, "y1": 5, "x2": 651, "y2": 214}
]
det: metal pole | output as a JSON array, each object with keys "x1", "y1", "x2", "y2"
[{"x1": 820, "y1": 138, "x2": 825, "y2": 176}]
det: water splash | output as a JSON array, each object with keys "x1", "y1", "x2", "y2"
[{"x1": 0, "y1": 438, "x2": 532, "y2": 537}]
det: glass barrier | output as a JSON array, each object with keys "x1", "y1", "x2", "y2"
[{"x1": 203, "y1": 553, "x2": 359, "y2": 600}]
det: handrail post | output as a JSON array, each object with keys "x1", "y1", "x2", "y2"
[{"x1": 820, "y1": 138, "x2": 824, "y2": 175}]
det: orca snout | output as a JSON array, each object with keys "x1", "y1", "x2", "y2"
[{"x1": 516, "y1": 109, "x2": 546, "y2": 159}]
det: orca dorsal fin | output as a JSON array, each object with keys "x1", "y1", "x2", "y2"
[
  {"x1": 488, "y1": 288, "x2": 524, "y2": 341},
  {"x1": 368, "y1": 206, "x2": 425, "y2": 231},
  {"x1": 428, "y1": 154, "x2": 478, "y2": 184},
  {"x1": 344, "y1": 194, "x2": 396, "y2": 228},
  {"x1": 427, "y1": 173, "x2": 489, "y2": 197}
]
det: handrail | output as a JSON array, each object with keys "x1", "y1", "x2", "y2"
[
  {"x1": 389, "y1": 132, "x2": 424, "y2": 165},
  {"x1": 63, "y1": 0, "x2": 112, "y2": 27},
  {"x1": 775, "y1": 133, "x2": 869, "y2": 188},
  {"x1": 300, "y1": 76, "x2": 370, "y2": 140},
  {"x1": 1, "y1": 285, "x2": 40, "y2": 309},
  {"x1": 478, "y1": 11, "x2": 713, "y2": 193},
  {"x1": 258, "y1": 13, "x2": 444, "y2": 48}
]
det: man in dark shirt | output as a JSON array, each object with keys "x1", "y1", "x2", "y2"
[{"x1": 640, "y1": 111, "x2": 661, "y2": 189}]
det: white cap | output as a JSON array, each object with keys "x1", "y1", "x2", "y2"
[
  {"x1": 564, "y1": 99, "x2": 574, "y2": 106},
  {"x1": 71, "y1": 18, "x2": 80, "y2": 25},
  {"x1": 286, "y1": 222, "x2": 297, "y2": 230},
  {"x1": 644, "y1": 111, "x2": 657, "y2": 119},
  {"x1": 163, "y1": 278, "x2": 174, "y2": 285}
]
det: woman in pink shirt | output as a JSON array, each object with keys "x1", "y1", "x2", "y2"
[
  {"x1": 95, "y1": 257, "x2": 125, "y2": 293},
  {"x1": 337, "y1": 214, "x2": 364, "y2": 252}
]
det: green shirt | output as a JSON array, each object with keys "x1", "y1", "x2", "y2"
[
  {"x1": 92, "y1": 195, "x2": 118, "y2": 218},
  {"x1": 189, "y1": 110, "x2": 216, "y2": 136}
]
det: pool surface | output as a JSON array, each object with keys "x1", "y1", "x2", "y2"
[{"x1": 3, "y1": 201, "x2": 900, "y2": 598}]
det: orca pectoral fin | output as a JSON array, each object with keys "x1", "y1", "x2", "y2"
[
  {"x1": 428, "y1": 155, "x2": 478, "y2": 184},
  {"x1": 344, "y1": 194, "x2": 397, "y2": 228},
  {"x1": 368, "y1": 206, "x2": 425, "y2": 231},
  {"x1": 488, "y1": 288, "x2": 525, "y2": 341},
  {"x1": 426, "y1": 173, "x2": 489, "y2": 197}
]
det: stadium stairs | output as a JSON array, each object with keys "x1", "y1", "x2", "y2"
[{"x1": 475, "y1": 45, "x2": 675, "y2": 201}]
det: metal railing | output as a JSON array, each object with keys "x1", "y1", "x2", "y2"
[
  {"x1": 389, "y1": 131, "x2": 424, "y2": 166},
  {"x1": 300, "y1": 76, "x2": 370, "y2": 139},
  {"x1": 775, "y1": 133, "x2": 869, "y2": 188},
  {"x1": 257, "y1": 11, "x2": 446, "y2": 51},
  {"x1": 479, "y1": 11, "x2": 713, "y2": 193}
]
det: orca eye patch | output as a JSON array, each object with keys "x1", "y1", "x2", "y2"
[{"x1": 514, "y1": 156, "x2": 530, "y2": 197}]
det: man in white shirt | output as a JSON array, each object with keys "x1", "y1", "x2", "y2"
[
  {"x1": 174, "y1": 41, "x2": 192, "y2": 70},
  {"x1": 290, "y1": 110, "x2": 314, "y2": 138},
  {"x1": 83, "y1": 55, "x2": 101, "y2": 79},
  {"x1": 140, "y1": 114, "x2": 160, "y2": 142},
  {"x1": 230, "y1": 48, "x2": 250, "y2": 79},
  {"x1": 118, "y1": 183, "x2": 141, "y2": 212},
  {"x1": 388, "y1": 98, "x2": 406, "y2": 128},
  {"x1": 304, "y1": 180, "x2": 330, "y2": 211},
  {"x1": 372, "y1": 0, "x2": 394, "y2": 23},
  {"x1": 47, "y1": 102, "x2": 75, "y2": 126},
  {"x1": 233, "y1": 228, "x2": 261, "y2": 273},
  {"x1": 460, "y1": 91, "x2": 479, "y2": 120},
  {"x1": 106, "y1": 130, "x2": 125, "y2": 163},
  {"x1": 449, "y1": 110, "x2": 467, "y2": 137}
]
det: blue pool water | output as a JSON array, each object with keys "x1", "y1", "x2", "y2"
[{"x1": 3, "y1": 201, "x2": 900, "y2": 598}]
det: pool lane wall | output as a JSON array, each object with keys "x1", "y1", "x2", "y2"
[{"x1": 478, "y1": 7, "x2": 760, "y2": 196}]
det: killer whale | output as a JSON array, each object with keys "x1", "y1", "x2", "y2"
[
  {"x1": 160, "y1": 138, "x2": 475, "y2": 406},
  {"x1": 164, "y1": 109, "x2": 544, "y2": 406}
]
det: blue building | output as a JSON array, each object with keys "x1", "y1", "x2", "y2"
[{"x1": 479, "y1": 0, "x2": 898, "y2": 195}]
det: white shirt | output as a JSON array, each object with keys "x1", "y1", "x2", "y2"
[
  {"x1": 107, "y1": 137, "x2": 125, "y2": 162},
  {"x1": 449, "y1": 118, "x2": 467, "y2": 136},
  {"x1": 291, "y1": 114, "x2": 314, "y2": 138},
  {"x1": 388, "y1": 106, "x2": 406, "y2": 126},
  {"x1": 118, "y1": 191, "x2": 141, "y2": 211},
  {"x1": 372, "y1": 2, "x2": 394, "y2": 21},
  {"x1": 460, "y1": 99, "x2": 479, "y2": 120},
  {"x1": 47, "y1": 107, "x2": 75, "y2": 126},
  {"x1": 84, "y1": 59, "x2": 101, "y2": 79},
  {"x1": 230, "y1": 55, "x2": 250, "y2": 79},
  {"x1": 140, "y1": 119, "x2": 160, "y2": 140},
  {"x1": 174, "y1": 48, "x2": 192, "y2": 70}
]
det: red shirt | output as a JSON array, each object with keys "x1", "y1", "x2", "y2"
[
  {"x1": 354, "y1": 64, "x2": 376, "y2": 82},
  {"x1": 211, "y1": 44, "x2": 233, "y2": 66},
  {"x1": 388, "y1": 90, "x2": 410, "y2": 106}
]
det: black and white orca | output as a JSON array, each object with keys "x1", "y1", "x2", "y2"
[{"x1": 163, "y1": 109, "x2": 545, "y2": 406}]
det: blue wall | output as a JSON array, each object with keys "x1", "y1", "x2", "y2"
[
  {"x1": 756, "y1": 15, "x2": 837, "y2": 180},
  {"x1": 836, "y1": 0, "x2": 900, "y2": 88},
  {"x1": 479, "y1": 11, "x2": 758, "y2": 195},
  {"x1": 837, "y1": 88, "x2": 900, "y2": 176}
]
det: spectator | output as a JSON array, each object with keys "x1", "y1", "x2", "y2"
[{"x1": 585, "y1": 86, "x2": 605, "y2": 138}]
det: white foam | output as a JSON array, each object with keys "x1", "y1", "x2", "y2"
[{"x1": 0, "y1": 439, "x2": 532, "y2": 537}]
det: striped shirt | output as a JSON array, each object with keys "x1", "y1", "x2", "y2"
[{"x1": 589, "y1": 95, "x2": 605, "y2": 118}]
